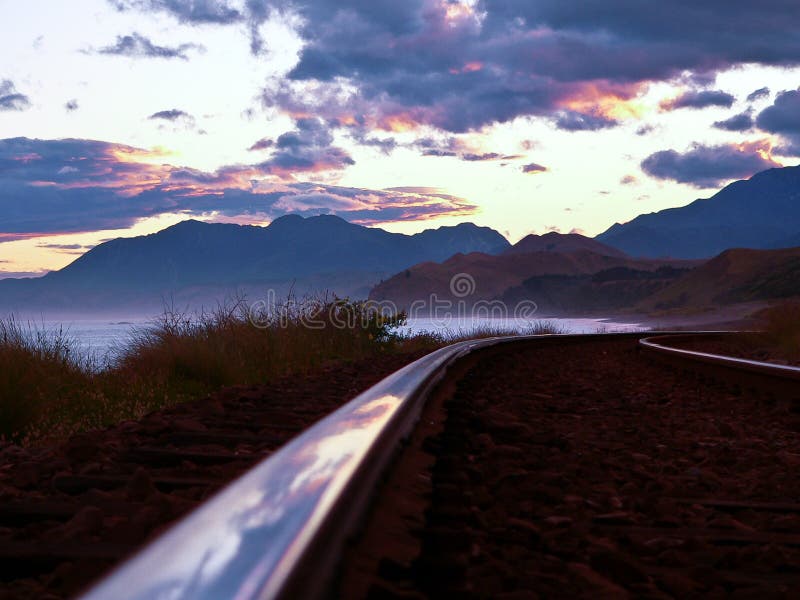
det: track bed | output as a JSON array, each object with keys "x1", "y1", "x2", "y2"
[{"x1": 339, "y1": 337, "x2": 800, "y2": 598}]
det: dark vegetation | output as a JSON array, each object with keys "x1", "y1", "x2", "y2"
[{"x1": 0, "y1": 298, "x2": 565, "y2": 444}]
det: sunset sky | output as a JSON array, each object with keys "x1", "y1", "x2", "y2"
[{"x1": 2, "y1": 0, "x2": 800, "y2": 277}]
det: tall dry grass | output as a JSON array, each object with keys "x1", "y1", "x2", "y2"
[
  {"x1": 0, "y1": 300, "x2": 567, "y2": 444},
  {"x1": 1, "y1": 297, "x2": 408, "y2": 443},
  {"x1": 0, "y1": 318, "x2": 92, "y2": 441}
]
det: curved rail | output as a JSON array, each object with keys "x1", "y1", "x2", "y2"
[
  {"x1": 82, "y1": 332, "x2": 657, "y2": 600},
  {"x1": 639, "y1": 333, "x2": 800, "y2": 396}
]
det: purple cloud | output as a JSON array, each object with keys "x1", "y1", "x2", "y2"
[
  {"x1": 746, "y1": 87, "x2": 771, "y2": 102},
  {"x1": 96, "y1": 32, "x2": 204, "y2": 60},
  {"x1": 756, "y1": 89, "x2": 800, "y2": 144},
  {"x1": 522, "y1": 163, "x2": 548, "y2": 174},
  {"x1": 0, "y1": 80, "x2": 31, "y2": 111},
  {"x1": 660, "y1": 89, "x2": 735, "y2": 111},
  {"x1": 148, "y1": 108, "x2": 193, "y2": 121},
  {"x1": 641, "y1": 142, "x2": 781, "y2": 188},
  {"x1": 554, "y1": 110, "x2": 618, "y2": 131},
  {"x1": 248, "y1": 137, "x2": 274, "y2": 151},
  {"x1": 713, "y1": 110, "x2": 754, "y2": 131}
]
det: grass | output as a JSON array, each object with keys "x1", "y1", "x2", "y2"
[
  {"x1": 0, "y1": 318, "x2": 92, "y2": 443},
  {"x1": 1, "y1": 300, "x2": 567, "y2": 445}
]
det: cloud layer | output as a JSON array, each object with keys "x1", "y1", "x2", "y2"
[
  {"x1": 0, "y1": 137, "x2": 477, "y2": 240},
  {"x1": 110, "y1": 0, "x2": 800, "y2": 135}
]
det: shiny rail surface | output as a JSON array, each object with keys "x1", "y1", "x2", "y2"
[
  {"x1": 83, "y1": 331, "x2": 717, "y2": 600},
  {"x1": 639, "y1": 333, "x2": 800, "y2": 398},
  {"x1": 640, "y1": 333, "x2": 800, "y2": 380}
]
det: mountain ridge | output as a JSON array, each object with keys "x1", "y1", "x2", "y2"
[{"x1": 596, "y1": 165, "x2": 800, "y2": 259}]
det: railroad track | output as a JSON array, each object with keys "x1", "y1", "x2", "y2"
[{"x1": 3, "y1": 332, "x2": 800, "y2": 598}]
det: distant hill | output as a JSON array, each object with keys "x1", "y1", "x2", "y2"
[
  {"x1": 0, "y1": 215, "x2": 510, "y2": 316},
  {"x1": 596, "y1": 165, "x2": 800, "y2": 259},
  {"x1": 369, "y1": 244, "x2": 694, "y2": 315},
  {"x1": 507, "y1": 231, "x2": 627, "y2": 258},
  {"x1": 639, "y1": 247, "x2": 800, "y2": 311},
  {"x1": 499, "y1": 265, "x2": 692, "y2": 315}
]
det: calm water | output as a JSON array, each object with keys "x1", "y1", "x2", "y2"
[{"x1": 28, "y1": 316, "x2": 644, "y2": 366}]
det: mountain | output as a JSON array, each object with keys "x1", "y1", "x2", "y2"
[
  {"x1": 638, "y1": 246, "x2": 800, "y2": 311},
  {"x1": 507, "y1": 231, "x2": 627, "y2": 258},
  {"x1": 0, "y1": 215, "x2": 510, "y2": 316},
  {"x1": 596, "y1": 165, "x2": 800, "y2": 258},
  {"x1": 369, "y1": 245, "x2": 694, "y2": 315}
]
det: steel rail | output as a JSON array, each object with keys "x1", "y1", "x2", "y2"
[
  {"x1": 81, "y1": 331, "x2": 694, "y2": 600},
  {"x1": 639, "y1": 333, "x2": 800, "y2": 396}
]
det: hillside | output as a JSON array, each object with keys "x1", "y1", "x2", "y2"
[
  {"x1": 369, "y1": 244, "x2": 694, "y2": 314},
  {"x1": 639, "y1": 247, "x2": 800, "y2": 311},
  {"x1": 596, "y1": 165, "x2": 800, "y2": 259},
  {"x1": 0, "y1": 215, "x2": 510, "y2": 315},
  {"x1": 507, "y1": 231, "x2": 627, "y2": 258}
]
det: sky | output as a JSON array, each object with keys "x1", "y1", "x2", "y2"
[{"x1": 2, "y1": 0, "x2": 800, "y2": 277}]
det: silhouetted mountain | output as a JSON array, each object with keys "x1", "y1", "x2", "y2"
[
  {"x1": 596, "y1": 165, "x2": 800, "y2": 258},
  {"x1": 507, "y1": 231, "x2": 627, "y2": 258},
  {"x1": 0, "y1": 215, "x2": 510, "y2": 315}
]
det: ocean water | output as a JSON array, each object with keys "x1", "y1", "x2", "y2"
[
  {"x1": 24, "y1": 315, "x2": 644, "y2": 366},
  {"x1": 400, "y1": 316, "x2": 643, "y2": 337}
]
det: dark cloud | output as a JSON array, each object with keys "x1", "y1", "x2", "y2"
[
  {"x1": 620, "y1": 175, "x2": 638, "y2": 185},
  {"x1": 482, "y1": 1, "x2": 800, "y2": 70},
  {"x1": 0, "y1": 137, "x2": 472, "y2": 239},
  {"x1": 148, "y1": 109, "x2": 195, "y2": 128},
  {"x1": 0, "y1": 270, "x2": 48, "y2": 280},
  {"x1": 522, "y1": 163, "x2": 548, "y2": 174},
  {"x1": 713, "y1": 110, "x2": 753, "y2": 131},
  {"x1": 0, "y1": 80, "x2": 31, "y2": 111},
  {"x1": 36, "y1": 243, "x2": 86, "y2": 250},
  {"x1": 746, "y1": 87, "x2": 771, "y2": 102},
  {"x1": 636, "y1": 124, "x2": 655, "y2": 136},
  {"x1": 411, "y1": 137, "x2": 522, "y2": 161},
  {"x1": 641, "y1": 141, "x2": 781, "y2": 188},
  {"x1": 96, "y1": 32, "x2": 204, "y2": 60},
  {"x1": 461, "y1": 152, "x2": 520, "y2": 162},
  {"x1": 256, "y1": 118, "x2": 354, "y2": 177},
  {"x1": 554, "y1": 110, "x2": 618, "y2": 131},
  {"x1": 36, "y1": 243, "x2": 95, "y2": 254},
  {"x1": 65, "y1": 99, "x2": 79, "y2": 112},
  {"x1": 348, "y1": 131, "x2": 398, "y2": 154},
  {"x1": 108, "y1": 0, "x2": 242, "y2": 24},
  {"x1": 248, "y1": 137, "x2": 274, "y2": 151},
  {"x1": 756, "y1": 89, "x2": 800, "y2": 144},
  {"x1": 660, "y1": 89, "x2": 735, "y2": 111}
]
